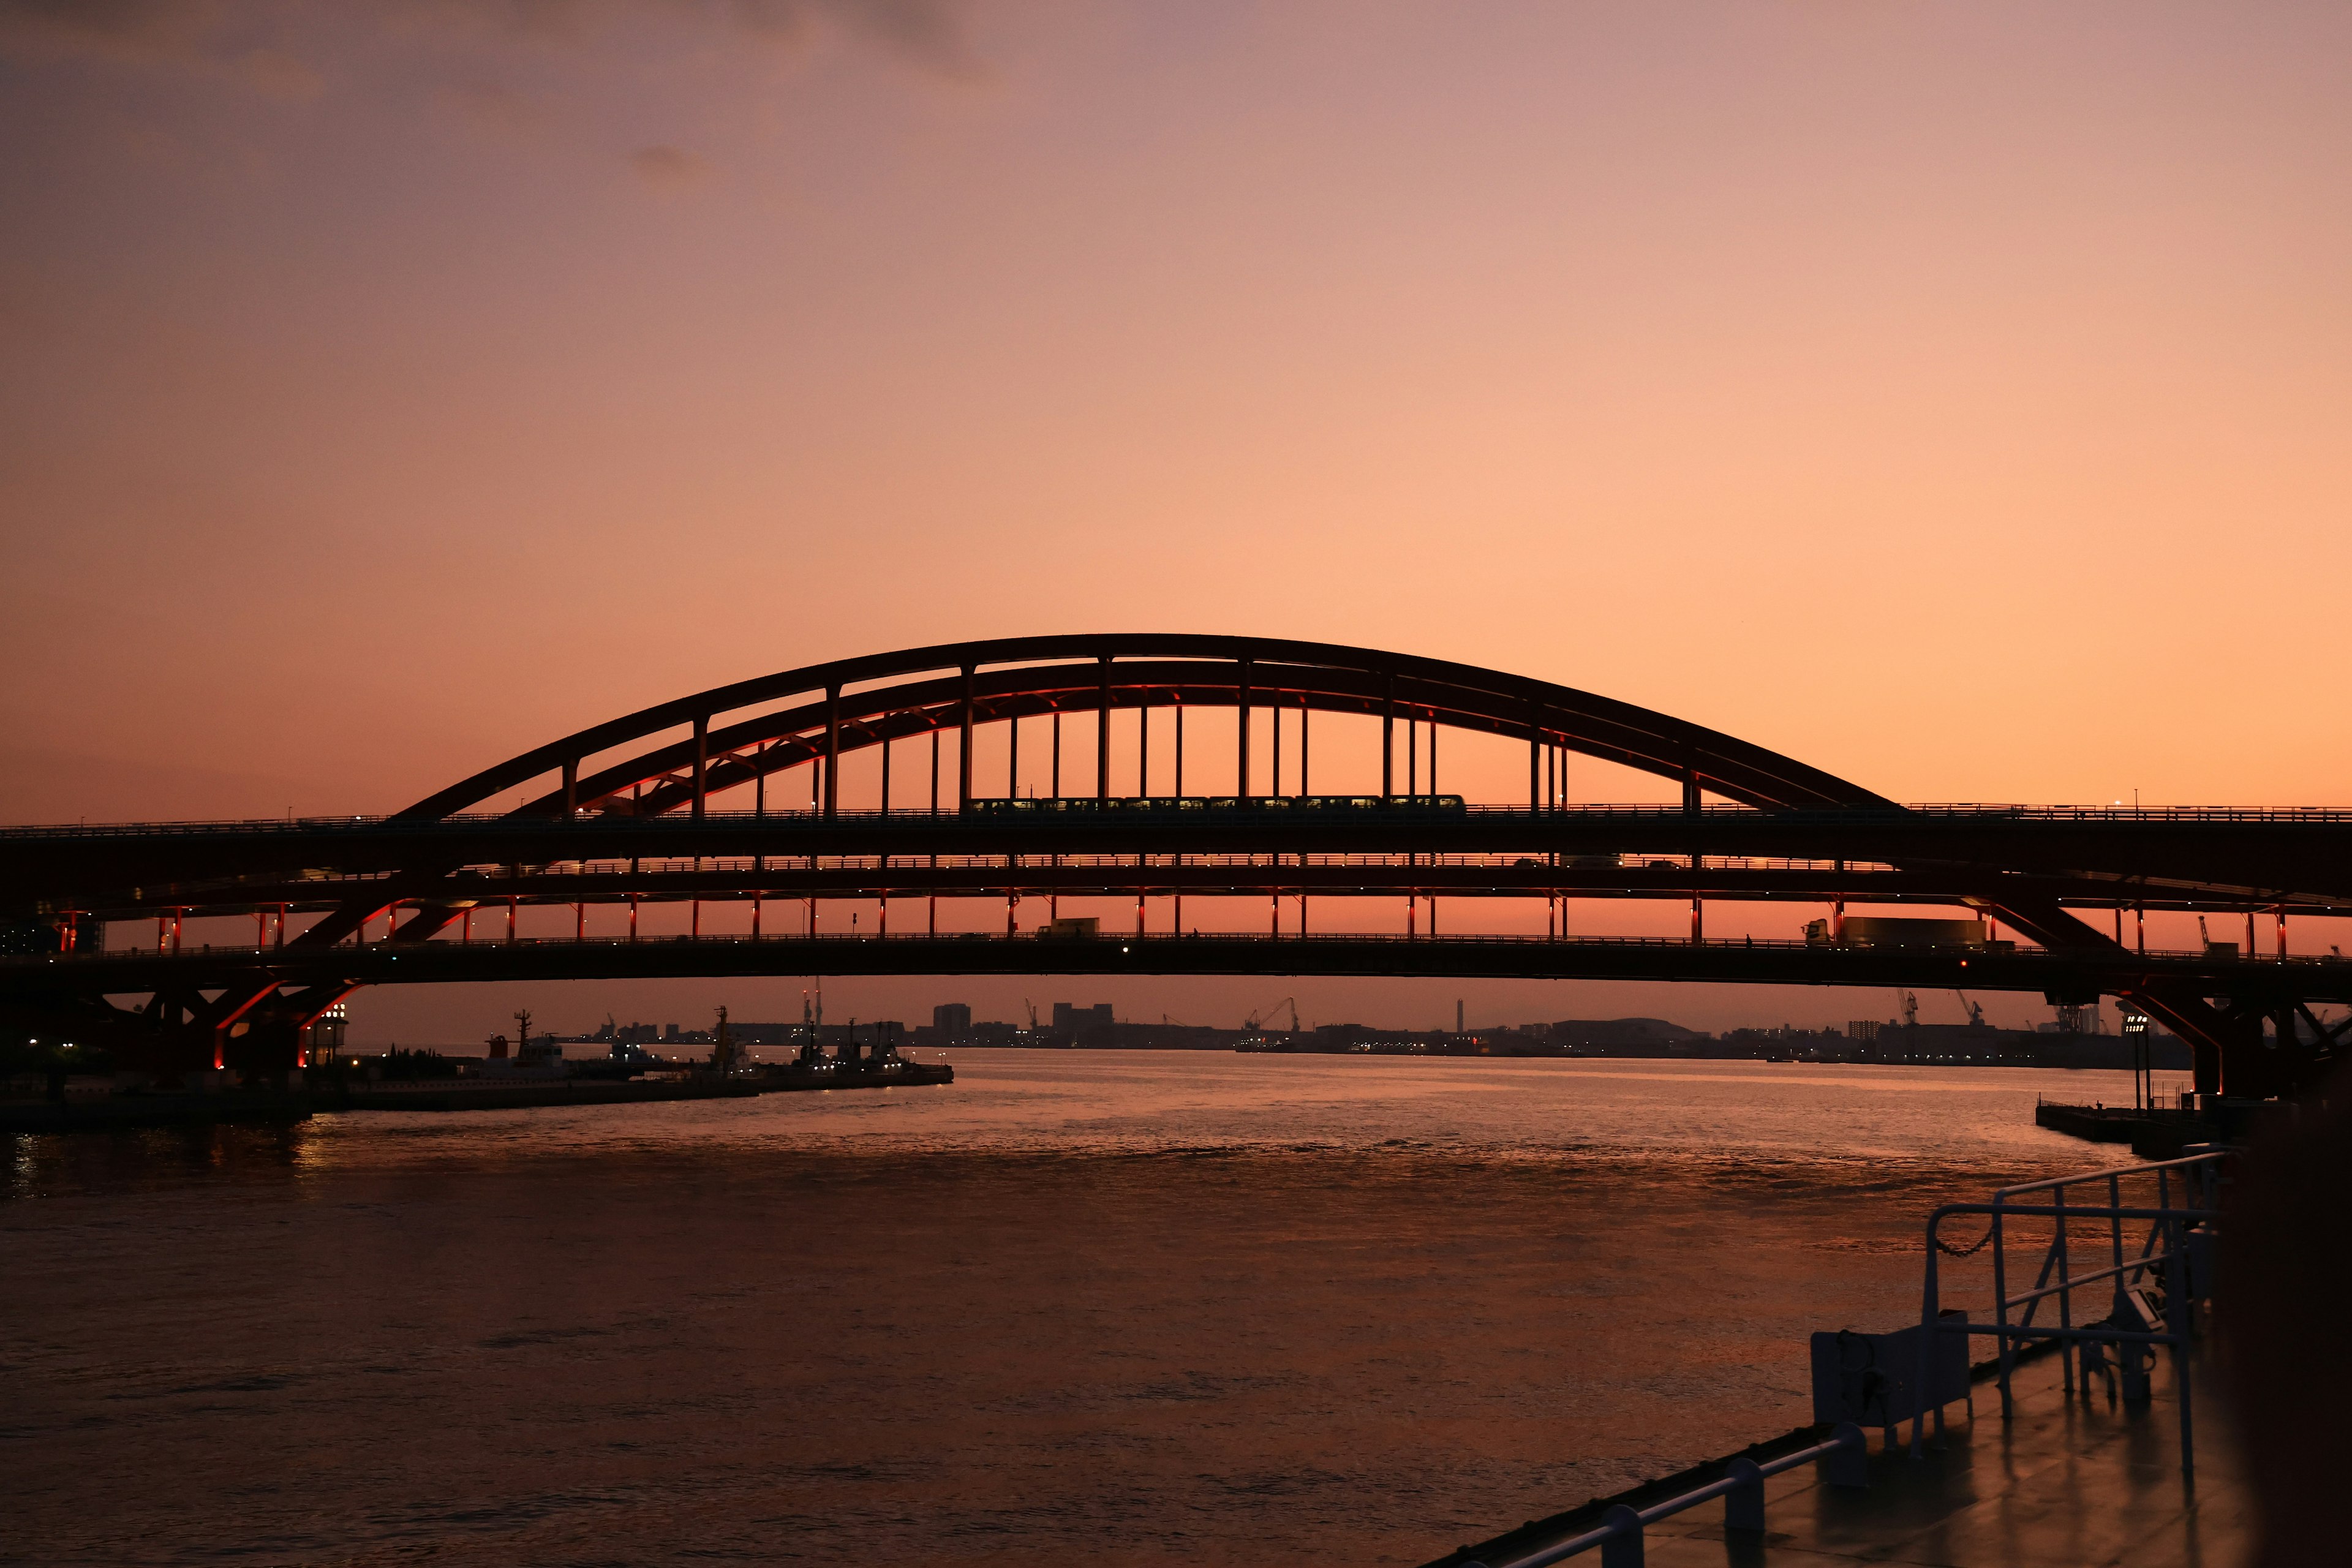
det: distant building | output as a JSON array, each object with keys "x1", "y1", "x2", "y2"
[
  {"x1": 1547, "y1": 1017, "x2": 1710, "y2": 1056},
  {"x1": 934, "y1": 1002, "x2": 972, "y2": 1035},
  {"x1": 1053, "y1": 1002, "x2": 1114, "y2": 1034}
]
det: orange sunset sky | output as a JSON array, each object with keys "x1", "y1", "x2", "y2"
[{"x1": 4, "y1": 1, "x2": 2348, "y2": 1041}]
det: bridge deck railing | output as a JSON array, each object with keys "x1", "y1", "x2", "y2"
[
  {"x1": 10, "y1": 802, "x2": 2352, "y2": 837},
  {"x1": 24, "y1": 930, "x2": 2352, "y2": 966}
]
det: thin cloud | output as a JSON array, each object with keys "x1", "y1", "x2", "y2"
[
  {"x1": 0, "y1": 2, "x2": 327, "y2": 97},
  {"x1": 631, "y1": 143, "x2": 714, "y2": 187},
  {"x1": 0, "y1": 0, "x2": 230, "y2": 65},
  {"x1": 442, "y1": 80, "x2": 556, "y2": 141},
  {"x1": 731, "y1": 0, "x2": 979, "y2": 78},
  {"x1": 0, "y1": 0, "x2": 982, "y2": 83}
]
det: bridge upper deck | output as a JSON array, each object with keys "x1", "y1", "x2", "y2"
[{"x1": 7, "y1": 801, "x2": 2351, "y2": 916}]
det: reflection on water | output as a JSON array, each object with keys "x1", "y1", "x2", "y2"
[{"x1": 5, "y1": 1053, "x2": 2127, "y2": 1566}]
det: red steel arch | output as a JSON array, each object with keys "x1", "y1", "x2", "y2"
[
  {"x1": 228, "y1": 633, "x2": 2231, "y2": 1080},
  {"x1": 400, "y1": 634, "x2": 1894, "y2": 821}
]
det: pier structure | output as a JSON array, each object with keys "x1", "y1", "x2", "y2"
[
  {"x1": 1428, "y1": 1152, "x2": 2243, "y2": 1568},
  {"x1": 5, "y1": 634, "x2": 2348, "y2": 1091}
]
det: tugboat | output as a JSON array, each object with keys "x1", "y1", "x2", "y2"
[{"x1": 757, "y1": 993, "x2": 954, "y2": 1094}]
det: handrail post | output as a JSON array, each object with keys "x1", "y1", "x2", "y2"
[
  {"x1": 1912, "y1": 1215, "x2": 1941, "y2": 1458},
  {"x1": 1723, "y1": 1457, "x2": 1765, "y2": 1533},
  {"x1": 2168, "y1": 1210, "x2": 2196, "y2": 1483},
  {"x1": 2108, "y1": 1171, "x2": 2128, "y2": 1321},
  {"x1": 2153, "y1": 1166, "x2": 2171, "y2": 1281},
  {"x1": 1827, "y1": 1422, "x2": 1869, "y2": 1488},
  {"x1": 1991, "y1": 1194, "x2": 2014, "y2": 1417},
  {"x1": 2054, "y1": 1183, "x2": 2075, "y2": 1396},
  {"x1": 1597, "y1": 1504, "x2": 1642, "y2": 1567}
]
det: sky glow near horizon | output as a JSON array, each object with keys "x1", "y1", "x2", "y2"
[{"x1": 5, "y1": 1, "x2": 2348, "y2": 1036}]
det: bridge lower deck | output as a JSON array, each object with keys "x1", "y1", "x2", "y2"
[{"x1": 1431, "y1": 1343, "x2": 2248, "y2": 1568}]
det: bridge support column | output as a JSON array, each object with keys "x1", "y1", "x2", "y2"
[
  {"x1": 1300, "y1": 696, "x2": 1310, "y2": 796},
  {"x1": 1382, "y1": 678, "x2": 1394, "y2": 798},
  {"x1": 959, "y1": 666, "x2": 974, "y2": 813},
  {"x1": 2219, "y1": 1005, "x2": 2270, "y2": 1100},
  {"x1": 693, "y1": 715, "x2": 708, "y2": 820},
  {"x1": 823, "y1": 685, "x2": 840, "y2": 819},
  {"x1": 1237, "y1": 659, "x2": 1252, "y2": 797}
]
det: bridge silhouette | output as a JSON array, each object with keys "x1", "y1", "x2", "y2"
[{"x1": 6, "y1": 635, "x2": 2348, "y2": 1096}]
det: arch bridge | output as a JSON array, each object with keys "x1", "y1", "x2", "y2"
[{"x1": 7, "y1": 635, "x2": 2350, "y2": 1097}]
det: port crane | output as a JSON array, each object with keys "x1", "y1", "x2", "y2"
[
  {"x1": 1245, "y1": 995, "x2": 1299, "y2": 1034},
  {"x1": 1952, "y1": 991, "x2": 1985, "y2": 1028}
]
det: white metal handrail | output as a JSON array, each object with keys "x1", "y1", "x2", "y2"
[
  {"x1": 1463, "y1": 1422, "x2": 1868, "y2": 1567},
  {"x1": 1913, "y1": 1150, "x2": 2227, "y2": 1480}
]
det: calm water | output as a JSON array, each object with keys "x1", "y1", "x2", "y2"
[{"x1": 4, "y1": 1052, "x2": 2132, "y2": 1566}]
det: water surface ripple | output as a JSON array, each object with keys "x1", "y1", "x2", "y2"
[{"x1": 3, "y1": 1052, "x2": 2130, "y2": 1566}]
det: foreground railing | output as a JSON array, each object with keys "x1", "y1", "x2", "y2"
[
  {"x1": 1464, "y1": 1423, "x2": 1869, "y2": 1567},
  {"x1": 1913, "y1": 1150, "x2": 2225, "y2": 1479}
]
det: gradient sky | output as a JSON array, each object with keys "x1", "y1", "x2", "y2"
[{"x1": 5, "y1": 1, "x2": 2348, "y2": 1040}]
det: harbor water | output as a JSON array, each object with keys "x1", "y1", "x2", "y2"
[{"x1": 4, "y1": 1051, "x2": 2139, "y2": 1566}]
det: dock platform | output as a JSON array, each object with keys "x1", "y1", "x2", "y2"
[{"x1": 1425, "y1": 1344, "x2": 2248, "y2": 1568}]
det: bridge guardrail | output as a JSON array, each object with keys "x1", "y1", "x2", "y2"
[
  {"x1": 16, "y1": 930, "x2": 2352, "y2": 966},
  {"x1": 10, "y1": 802, "x2": 2352, "y2": 837}
]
